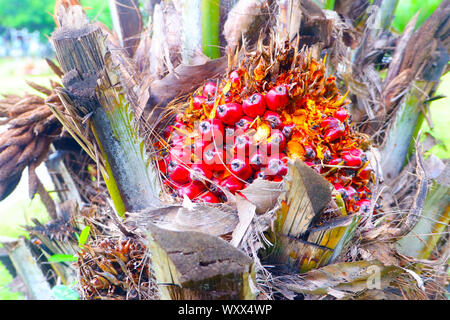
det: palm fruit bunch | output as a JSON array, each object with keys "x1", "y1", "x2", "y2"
[{"x1": 156, "y1": 42, "x2": 374, "y2": 217}]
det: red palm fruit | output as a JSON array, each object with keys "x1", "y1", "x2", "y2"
[
  {"x1": 272, "y1": 176, "x2": 283, "y2": 182},
  {"x1": 157, "y1": 157, "x2": 168, "y2": 174},
  {"x1": 324, "y1": 125, "x2": 345, "y2": 142},
  {"x1": 334, "y1": 108, "x2": 349, "y2": 122},
  {"x1": 229, "y1": 71, "x2": 240, "y2": 87},
  {"x1": 217, "y1": 103, "x2": 244, "y2": 125},
  {"x1": 219, "y1": 176, "x2": 244, "y2": 194},
  {"x1": 266, "y1": 153, "x2": 288, "y2": 176},
  {"x1": 249, "y1": 150, "x2": 268, "y2": 170},
  {"x1": 265, "y1": 85, "x2": 289, "y2": 111},
  {"x1": 254, "y1": 169, "x2": 267, "y2": 180},
  {"x1": 263, "y1": 110, "x2": 283, "y2": 129},
  {"x1": 198, "y1": 119, "x2": 224, "y2": 144},
  {"x1": 234, "y1": 135, "x2": 253, "y2": 158},
  {"x1": 355, "y1": 199, "x2": 371, "y2": 213},
  {"x1": 203, "y1": 145, "x2": 226, "y2": 171},
  {"x1": 320, "y1": 116, "x2": 341, "y2": 129},
  {"x1": 223, "y1": 127, "x2": 234, "y2": 148},
  {"x1": 228, "y1": 157, "x2": 253, "y2": 180},
  {"x1": 197, "y1": 191, "x2": 221, "y2": 203},
  {"x1": 225, "y1": 126, "x2": 236, "y2": 138},
  {"x1": 267, "y1": 129, "x2": 286, "y2": 154},
  {"x1": 345, "y1": 185, "x2": 357, "y2": 200},
  {"x1": 304, "y1": 145, "x2": 316, "y2": 159},
  {"x1": 168, "y1": 161, "x2": 191, "y2": 184},
  {"x1": 357, "y1": 166, "x2": 372, "y2": 181},
  {"x1": 235, "y1": 116, "x2": 254, "y2": 132},
  {"x1": 328, "y1": 156, "x2": 343, "y2": 166},
  {"x1": 190, "y1": 163, "x2": 213, "y2": 181},
  {"x1": 342, "y1": 148, "x2": 366, "y2": 167},
  {"x1": 282, "y1": 123, "x2": 295, "y2": 138},
  {"x1": 203, "y1": 81, "x2": 217, "y2": 97},
  {"x1": 192, "y1": 95, "x2": 206, "y2": 110},
  {"x1": 242, "y1": 93, "x2": 266, "y2": 118},
  {"x1": 192, "y1": 138, "x2": 210, "y2": 156},
  {"x1": 178, "y1": 181, "x2": 205, "y2": 200},
  {"x1": 168, "y1": 144, "x2": 191, "y2": 163}
]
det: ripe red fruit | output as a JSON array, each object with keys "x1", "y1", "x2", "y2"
[
  {"x1": 282, "y1": 123, "x2": 295, "y2": 138},
  {"x1": 345, "y1": 185, "x2": 357, "y2": 200},
  {"x1": 157, "y1": 157, "x2": 168, "y2": 174},
  {"x1": 266, "y1": 153, "x2": 288, "y2": 176},
  {"x1": 198, "y1": 119, "x2": 224, "y2": 143},
  {"x1": 263, "y1": 110, "x2": 283, "y2": 129},
  {"x1": 357, "y1": 166, "x2": 372, "y2": 181},
  {"x1": 192, "y1": 95, "x2": 206, "y2": 110},
  {"x1": 304, "y1": 145, "x2": 316, "y2": 159},
  {"x1": 190, "y1": 163, "x2": 213, "y2": 181},
  {"x1": 235, "y1": 116, "x2": 254, "y2": 132},
  {"x1": 243, "y1": 93, "x2": 266, "y2": 118},
  {"x1": 192, "y1": 138, "x2": 211, "y2": 157},
  {"x1": 228, "y1": 157, "x2": 253, "y2": 180},
  {"x1": 249, "y1": 150, "x2": 268, "y2": 170},
  {"x1": 217, "y1": 103, "x2": 244, "y2": 125},
  {"x1": 234, "y1": 135, "x2": 253, "y2": 158},
  {"x1": 265, "y1": 85, "x2": 289, "y2": 111},
  {"x1": 324, "y1": 126, "x2": 345, "y2": 142},
  {"x1": 197, "y1": 191, "x2": 221, "y2": 203},
  {"x1": 178, "y1": 181, "x2": 205, "y2": 200},
  {"x1": 328, "y1": 157, "x2": 343, "y2": 166},
  {"x1": 320, "y1": 117, "x2": 341, "y2": 129},
  {"x1": 267, "y1": 129, "x2": 286, "y2": 154},
  {"x1": 254, "y1": 170, "x2": 267, "y2": 180},
  {"x1": 168, "y1": 161, "x2": 191, "y2": 184},
  {"x1": 203, "y1": 82, "x2": 217, "y2": 97},
  {"x1": 229, "y1": 71, "x2": 240, "y2": 87},
  {"x1": 168, "y1": 144, "x2": 191, "y2": 163},
  {"x1": 220, "y1": 176, "x2": 244, "y2": 194},
  {"x1": 342, "y1": 148, "x2": 366, "y2": 167},
  {"x1": 272, "y1": 176, "x2": 283, "y2": 182},
  {"x1": 203, "y1": 145, "x2": 226, "y2": 171},
  {"x1": 355, "y1": 199, "x2": 371, "y2": 213},
  {"x1": 334, "y1": 108, "x2": 349, "y2": 122}
]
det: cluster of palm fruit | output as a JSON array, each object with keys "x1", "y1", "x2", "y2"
[{"x1": 156, "y1": 45, "x2": 374, "y2": 215}]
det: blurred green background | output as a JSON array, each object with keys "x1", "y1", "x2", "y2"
[{"x1": 0, "y1": 0, "x2": 448, "y2": 299}]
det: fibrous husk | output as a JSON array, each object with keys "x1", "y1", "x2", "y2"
[{"x1": 0, "y1": 80, "x2": 63, "y2": 206}]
